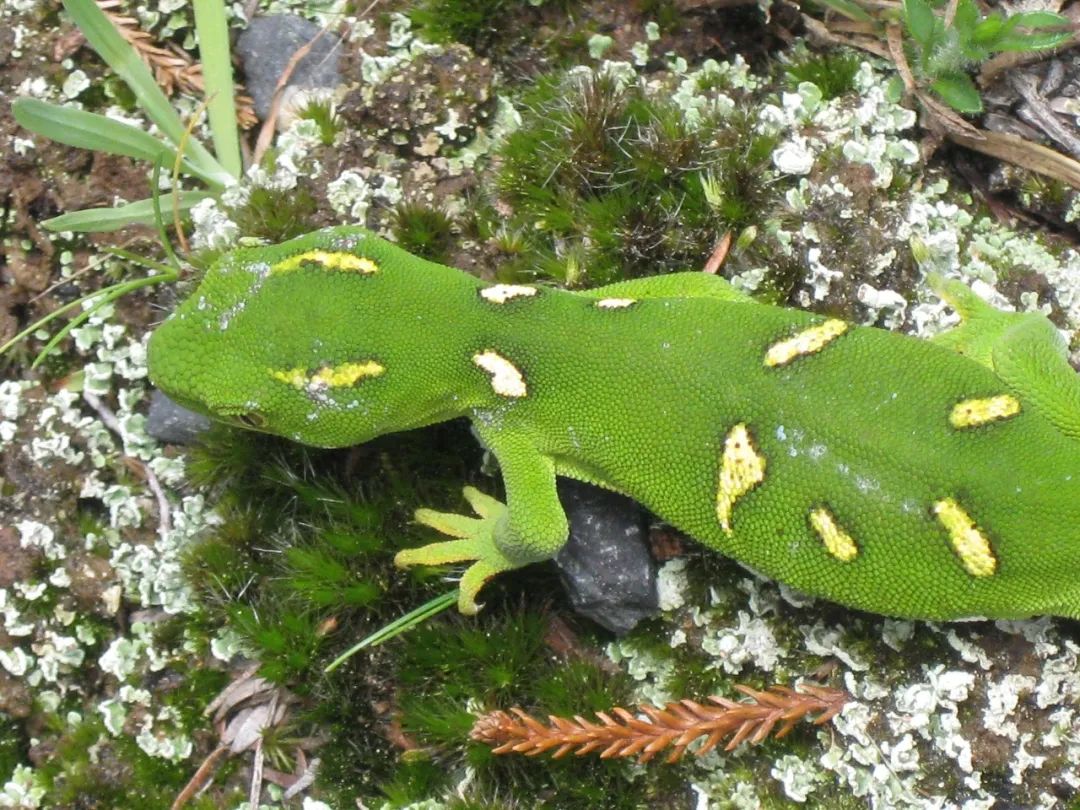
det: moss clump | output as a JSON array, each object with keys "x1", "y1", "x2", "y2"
[
  {"x1": 392, "y1": 202, "x2": 456, "y2": 263},
  {"x1": 493, "y1": 71, "x2": 778, "y2": 286},
  {"x1": 783, "y1": 48, "x2": 862, "y2": 100},
  {"x1": 294, "y1": 97, "x2": 344, "y2": 145},
  {"x1": 230, "y1": 184, "x2": 320, "y2": 243},
  {"x1": 408, "y1": 0, "x2": 569, "y2": 54}
]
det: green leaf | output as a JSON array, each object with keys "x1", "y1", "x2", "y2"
[
  {"x1": 810, "y1": 0, "x2": 874, "y2": 23},
  {"x1": 951, "y1": 0, "x2": 979, "y2": 37},
  {"x1": 1007, "y1": 10, "x2": 1069, "y2": 28},
  {"x1": 994, "y1": 30, "x2": 1071, "y2": 52},
  {"x1": 884, "y1": 75, "x2": 906, "y2": 103},
  {"x1": 323, "y1": 591, "x2": 458, "y2": 674},
  {"x1": 971, "y1": 14, "x2": 1005, "y2": 45},
  {"x1": 11, "y1": 99, "x2": 223, "y2": 188},
  {"x1": 192, "y1": 0, "x2": 241, "y2": 177},
  {"x1": 41, "y1": 192, "x2": 213, "y2": 232},
  {"x1": 61, "y1": 0, "x2": 232, "y2": 185},
  {"x1": 903, "y1": 0, "x2": 938, "y2": 47},
  {"x1": 930, "y1": 73, "x2": 983, "y2": 114}
]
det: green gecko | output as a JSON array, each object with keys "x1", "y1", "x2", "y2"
[{"x1": 147, "y1": 226, "x2": 1080, "y2": 621}]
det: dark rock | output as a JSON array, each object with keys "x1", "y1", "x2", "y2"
[
  {"x1": 554, "y1": 479, "x2": 658, "y2": 634},
  {"x1": 236, "y1": 15, "x2": 344, "y2": 120},
  {"x1": 146, "y1": 390, "x2": 211, "y2": 445}
]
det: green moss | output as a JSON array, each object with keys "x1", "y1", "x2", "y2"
[
  {"x1": 392, "y1": 202, "x2": 456, "y2": 263},
  {"x1": 494, "y1": 71, "x2": 779, "y2": 286},
  {"x1": 295, "y1": 97, "x2": 344, "y2": 145},
  {"x1": 639, "y1": 0, "x2": 682, "y2": 32},
  {"x1": 35, "y1": 717, "x2": 228, "y2": 808},
  {"x1": 0, "y1": 717, "x2": 27, "y2": 783},
  {"x1": 783, "y1": 48, "x2": 862, "y2": 100},
  {"x1": 230, "y1": 184, "x2": 320, "y2": 243},
  {"x1": 408, "y1": 0, "x2": 569, "y2": 54}
]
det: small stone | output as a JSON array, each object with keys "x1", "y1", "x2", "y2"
[
  {"x1": 146, "y1": 390, "x2": 211, "y2": 445},
  {"x1": 554, "y1": 479, "x2": 658, "y2": 634},
  {"x1": 236, "y1": 15, "x2": 344, "y2": 121}
]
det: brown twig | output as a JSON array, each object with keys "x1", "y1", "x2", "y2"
[
  {"x1": 94, "y1": 0, "x2": 257, "y2": 129},
  {"x1": 251, "y1": 25, "x2": 332, "y2": 165},
  {"x1": 470, "y1": 684, "x2": 850, "y2": 764}
]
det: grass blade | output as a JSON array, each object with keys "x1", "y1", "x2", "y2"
[
  {"x1": 61, "y1": 0, "x2": 233, "y2": 185},
  {"x1": 42, "y1": 191, "x2": 214, "y2": 232},
  {"x1": 323, "y1": 590, "x2": 458, "y2": 674},
  {"x1": 12, "y1": 99, "x2": 223, "y2": 188},
  {"x1": 192, "y1": 0, "x2": 242, "y2": 177}
]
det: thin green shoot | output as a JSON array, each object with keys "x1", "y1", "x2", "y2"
[
  {"x1": 191, "y1": 0, "x2": 241, "y2": 177},
  {"x1": 151, "y1": 158, "x2": 183, "y2": 271},
  {"x1": 324, "y1": 590, "x2": 458, "y2": 674},
  {"x1": 31, "y1": 270, "x2": 179, "y2": 369},
  {"x1": 61, "y1": 0, "x2": 232, "y2": 185},
  {"x1": 40, "y1": 191, "x2": 213, "y2": 233}
]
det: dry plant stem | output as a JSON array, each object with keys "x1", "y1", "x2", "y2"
[
  {"x1": 171, "y1": 745, "x2": 230, "y2": 810},
  {"x1": 703, "y1": 231, "x2": 732, "y2": 275},
  {"x1": 96, "y1": 0, "x2": 257, "y2": 128},
  {"x1": 885, "y1": 24, "x2": 917, "y2": 95},
  {"x1": 471, "y1": 684, "x2": 850, "y2": 764},
  {"x1": 884, "y1": 22, "x2": 983, "y2": 140},
  {"x1": 252, "y1": 25, "x2": 332, "y2": 165},
  {"x1": 949, "y1": 128, "x2": 1080, "y2": 188},
  {"x1": 802, "y1": 15, "x2": 891, "y2": 59},
  {"x1": 81, "y1": 391, "x2": 172, "y2": 540},
  {"x1": 979, "y1": 33, "x2": 1080, "y2": 87},
  {"x1": 942, "y1": 0, "x2": 959, "y2": 28}
]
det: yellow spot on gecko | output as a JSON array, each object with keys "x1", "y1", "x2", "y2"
[
  {"x1": 272, "y1": 250, "x2": 379, "y2": 275},
  {"x1": 716, "y1": 423, "x2": 766, "y2": 533},
  {"x1": 480, "y1": 285, "x2": 537, "y2": 304},
  {"x1": 764, "y1": 319, "x2": 848, "y2": 368},
  {"x1": 270, "y1": 367, "x2": 308, "y2": 388},
  {"x1": 809, "y1": 507, "x2": 858, "y2": 562},
  {"x1": 949, "y1": 394, "x2": 1021, "y2": 429},
  {"x1": 473, "y1": 350, "x2": 527, "y2": 398},
  {"x1": 596, "y1": 298, "x2": 636, "y2": 309},
  {"x1": 933, "y1": 498, "x2": 997, "y2": 577},
  {"x1": 271, "y1": 360, "x2": 384, "y2": 390}
]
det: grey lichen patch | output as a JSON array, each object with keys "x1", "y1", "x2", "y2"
[
  {"x1": 337, "y1": 41, "x2": 494, "y2": 160},
  {"x1": 612, "y1": 559, "x2": 1080, "y2": 807}
]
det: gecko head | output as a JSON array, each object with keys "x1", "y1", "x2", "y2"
[{"x1": 149, "y1": 226, "x2": 460, "y2": 448}]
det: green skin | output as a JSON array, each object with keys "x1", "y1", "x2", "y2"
[{"x1": 148, "y1": 226, "x2": 1080, "y2": 620}]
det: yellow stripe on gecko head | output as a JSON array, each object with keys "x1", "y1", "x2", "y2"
[
  {"x1": 271, "y1": 360, "x2": 385, "y2": 389},
  {"x1": 716, "y1": 423, "x2": 766, "y2": 534},
  {"x1": 949, "y1": 395, "x2": 1020, "y2": 429},
  {"x1": 764, "y1": 319, "x2": 848, "y2": 368},
  {"x1": 271, "y1": 250, "x2": 380, "y2": 275},
  {"x1": 933, "y1": 497, "x2": 997, "y2": 577}
]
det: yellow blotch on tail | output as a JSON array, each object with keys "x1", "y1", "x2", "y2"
[
  {"x1": 764, "y1": 319, "x2": 848, "y2": 368},
  {"x1": 271, "y1": 250, "x2": 380, "y2": 275},
  {"x1": 809, "y1": 507, "x2": 859, "y2": 562},
  {"x1": 473, "y1": 350, "x2": 527, "y2": 398},
  {"x1": 480, "y1": 285, "x2": 538, "y2": 304},
  {"x1": 933, "y1": 497, "x2": 997, "y2": 577},
  {"x1": 716, "y1": 423, "x2": 766, "y2": 533},
  {"x1": 949, "y1": 394, "x2": 1021, "y2": 429}
]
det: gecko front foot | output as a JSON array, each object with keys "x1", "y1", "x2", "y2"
[{"x1": 395, "y1": 486, "x2": 517, "y2": 615}]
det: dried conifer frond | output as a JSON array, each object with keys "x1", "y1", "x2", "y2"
[
  {"x1": 470, "y1": 683, "x2": 850, "y2": 764},
  {"x1": 95, "y1": 0, "x2": 257, "y2": 129}
]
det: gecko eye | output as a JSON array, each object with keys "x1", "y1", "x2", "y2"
[{"x1": 236, "y1": 412, "x2": 267, "y2": 429}]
